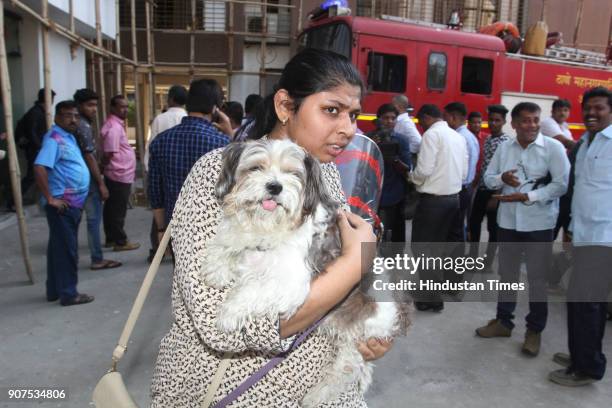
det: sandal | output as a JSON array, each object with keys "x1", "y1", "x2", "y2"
[
  {"x1": 90, "y1": 259, "x2": 123, "y2": 270},
  {"x1": 60, "y1": 293, "x2": 95, "y2": 306}
]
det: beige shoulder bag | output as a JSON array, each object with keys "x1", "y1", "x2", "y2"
[
  {"x1": 91, "y1": 229, "x2": 171, "y2": 408},
  {"x1": 92, "y1": 228, "x2": 234, "y2": 408}
]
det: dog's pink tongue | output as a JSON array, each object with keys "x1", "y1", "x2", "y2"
[{"x1": 262, "y1": 199, "x2": 278, "y2": 211}]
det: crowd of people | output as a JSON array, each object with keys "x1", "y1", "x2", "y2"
[
  {"x1": 367, "y1": 86, "x2": 612, "y2": 387},
  {"x1": 1, "y1": 46, "x2": 610, "y2": 405}
]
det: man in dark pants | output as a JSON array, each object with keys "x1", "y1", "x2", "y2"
[
  {"x1": 444, "y1": 102, "x2": 480, "y2": 243},
  {"x1": 368, "y1": 103, "x2": 411, "y2": 243},
  {"x1": 549, "y1": 86, "x2": 612, "y2": 386},
  {"x1": 469, "y1": 105, "x2": 510, "y2": 267},
  {"x1": 100, "y1": 95, "x2": 139, "y2": 251},
  {"x1": 12, "y1": 88, "x2": 55, "y2": 206},
  {"x1": 475, "y1": 102, "x2": 569, "y2": 357},
  {"x1": 409, "y1": 104, "x2": 468, "y2": 311},
  {"x1": 34, "y1": 101, "x2": 94, "y2": 306}
]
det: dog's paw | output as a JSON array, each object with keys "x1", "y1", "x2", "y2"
[
  {"x1": 301, "y1": 381, "x2": 341, "y2": 408},
  {"x1": 203, "y1": 270, "x2": 233, "y2": 289},
  {"x1": 215, "y1": 298, "x2": 249, "y2": 333}
]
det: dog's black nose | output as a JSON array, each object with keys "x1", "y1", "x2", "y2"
[{"x1": 265, "y1": 181, "x2": 283, "y2": 195}]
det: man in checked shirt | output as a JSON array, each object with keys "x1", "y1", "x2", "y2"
[{"x1": 147, "y1": 79, "x2": 232, "y2": 253}]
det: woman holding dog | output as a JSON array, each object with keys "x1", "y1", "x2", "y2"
[{"x1": 151, "y1": 49, "x2": 392, "y2": 407}]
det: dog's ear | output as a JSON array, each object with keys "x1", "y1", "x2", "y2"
[
  {"x1": 302, "y1": 153, "x2": 327, "y2": 216},
  {"x1": 215, "y1": 142, "x2": 246, "y2": 200}
]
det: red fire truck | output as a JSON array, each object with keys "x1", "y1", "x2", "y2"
[{"x1": 298, "y1": 12, "x2": 612, "y2": 138}]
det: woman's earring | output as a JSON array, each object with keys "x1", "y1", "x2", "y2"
[{"x1": 281, "y1": 118, "x2": 288, "y2": 126}]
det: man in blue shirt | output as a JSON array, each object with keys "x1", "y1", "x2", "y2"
[
  {"x1": 368, "y1": 103, "x2": 411, "y2": 242},
  {"x1": 148, "y1": 79, "x2": 232, "y2": 252},
  {"x1": 549, "y1": 87, "x2": 612, "y2": 386},
  {"x1": 444, "y1": 102, "x2": 480, "y2": 242},
  {"x1": 475, "y1": 102, "x2": 570, "y2": 356},
  {"x1": 34, "y1": 101, "x2": 94, "y2": 306}
]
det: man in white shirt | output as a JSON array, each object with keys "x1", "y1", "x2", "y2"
[
  {"x1": 145, "y1": 85, "x2": 187, "y2": 261},
  {"x1": 475, "y1": 102, "x2": 569, "y2": 357},
  {"x1": 550, "y1": 87, "x2": 612, "y2": 386},
  {"x1": 444, "y1": 102, "x2": 480, "y2": 243},
  {"x1": 145, "y1": 85, "x2": 188, "y2": 171},
  {"x1": 409, "y1": 104, "x2": 468, "y2": 312},
  {"x1": 540, "y1": 99, "x2": 575, "y2": 150},
  {"x1": 392, "y1": 95, "x2": 422, "y2": 154}
]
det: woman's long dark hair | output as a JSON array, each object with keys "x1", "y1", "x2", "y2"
[{"x1": 247, "y1": 48, "x2": 364, "y2": 140}]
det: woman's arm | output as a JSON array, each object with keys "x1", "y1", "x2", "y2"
[{"x1": 280, "y1": 212, "x2": 375, "y2": 337}]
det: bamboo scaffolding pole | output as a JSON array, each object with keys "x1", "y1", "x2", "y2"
[
  {"x1": 148, "y1": 28, "x2": 290, "y2": 40},
  {"x1": 115, "y1": 0, "x2": 122, "y2": 94},
  {"x1": 68, "y1": 0, "x2": 74, "y2": 33},
  {"x1": 227, "y1": 0, "x2": 234, "y2": 97},
  {"x1": 190, "y1": 0, "x2": 196, "y2": 81},
  {"x1": 145, "y1": 0, "x2": 155, "y2": 119},
  {"x1": 0, "y1": 0, "x2": 34, "y2": 283},
  {"x1": 297, "y1": 0, "x2": 303, "y2": 35},
  {"x1": 222, "y1": 0, "x2": 294, "y2": 8},
  {"x1": 7, "y1": 0, "x2": 135, "y2": 64},
  {"x1": 95, "y1": 0, "x2": 107, "y2": 121},
  {"x1": 42, "y1": 0, "x2": 52, "y2": 129},
  {"x1": 130, "y1": 0, "x2": 145, "y2": 186},
  {"x1": 259, "y1": 2, "x2": 268, "y2": 96},
  {"x1": 573, "y1": 0, "x2": 584, "y2": 48}
]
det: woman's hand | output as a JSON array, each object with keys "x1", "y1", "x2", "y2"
[
  {"x1": 357, "y1": 338, "x2": 394, "y2": 361},
  {"x1": 280, "y1": 212, "x2": 376, "y2": 338},
  {"x1": 337, "y1": 210, "x2": 376, "y2": 281}
]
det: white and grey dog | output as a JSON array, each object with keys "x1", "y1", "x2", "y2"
[{"x1": 201, "y1": 139, "x2": 410, "y2": 406}]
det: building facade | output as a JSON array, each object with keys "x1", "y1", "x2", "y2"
[{"x1": 3, "y1": 0, "x2": 116, "y2": 122}]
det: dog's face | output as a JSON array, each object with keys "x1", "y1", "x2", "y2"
[{"x1": 216, "y1": 140, "x2": 328, "y2": 231}]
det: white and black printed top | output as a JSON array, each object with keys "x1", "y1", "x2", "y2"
[
  {"x1": 150, "y1": 147, "x2": 367, "y2": 408},
  {"x1": 477, "y1": 132, "x2": 510, "y2": 190}
]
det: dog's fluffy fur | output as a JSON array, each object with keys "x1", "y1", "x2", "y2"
[{"x1": 201, "y1": 139, "x2": 410, "y2": 405}]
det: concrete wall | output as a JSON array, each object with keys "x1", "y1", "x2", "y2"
[
  {"x1": 48, "y1": 0, "x2": 117, "y2": 38},
  {"x1": 47, "y1": 30, "x2": 86, "y2": 103},
  {"x1": 16, "y1": 14, "x2": 86, "y2": 111},
  {"x1": 18, "y1": 16, "x2": 42, "y2": 115},
  {"x1": 229, "y1": 44, "x2": 291, "y2": 104}
]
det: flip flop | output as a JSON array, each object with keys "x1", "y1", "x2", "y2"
[{"x1": 90, "y1": 259, "x2": 123, "y2": 270}]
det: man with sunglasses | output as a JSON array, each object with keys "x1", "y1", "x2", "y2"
[
  {"x1": 475, "y1": 102, "x2": 570, "y2": 357},
  {"x1": 34, "y1": 101, "x2": 94, "y2": 306}
]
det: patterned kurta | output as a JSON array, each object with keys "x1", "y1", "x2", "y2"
[{"x1": 150, "y1": 148, "x2": 367, "y2": 407}]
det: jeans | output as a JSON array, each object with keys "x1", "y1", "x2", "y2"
[
  {"x1": 83, "y1": 186, "x2": 103, "y2": 263},
  {"x1": 103, "y1": 177, "x2": 132, "y2": 246},
  {"x1": 45, "y1": 205, "x2": 81, "y2": 302},
  {"x1": 496, "y1": 227, "x2": 552, "y2": 333}
]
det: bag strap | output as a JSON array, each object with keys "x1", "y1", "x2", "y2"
[
  {"x1": 109, "y1": 228, "x2": 172, "y2": 371},
  {"x1": 201, "y1": 352, "x2": 233, "y2": 408},
  {"x1": 210, "y1": 318, "x2": 324, "y2": 408}
]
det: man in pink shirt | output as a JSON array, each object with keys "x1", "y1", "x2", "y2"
[{"x1": 100, "y1": 95, "x2": 139, "y2": 251}]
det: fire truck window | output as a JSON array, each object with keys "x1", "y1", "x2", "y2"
[
  {"x1": 303, "y1": 23, "x2": 351, "y2": 58},
  {"x1": 367, "y1": 52, "x2": 406, "y2": 93},
  {"x1": 461, "y1": 57, "x2": 494, "y2": 95},
  {"x1": 427, "y1": 52, "x2": 447, "y2": 90}
]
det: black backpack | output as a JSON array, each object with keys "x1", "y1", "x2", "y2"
[{"x1": 14, "y1": 116, "x2": 29, "y2": 149}]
